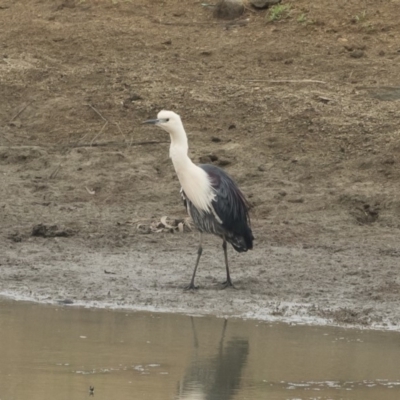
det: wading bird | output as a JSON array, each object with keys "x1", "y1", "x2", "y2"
[{"x1": 143, "y1": 111, "x2": 253, "y2": 289}]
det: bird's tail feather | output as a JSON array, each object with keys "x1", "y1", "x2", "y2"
[{"x1": 227, "y1": 226, "x2": 254, "y2": 253}]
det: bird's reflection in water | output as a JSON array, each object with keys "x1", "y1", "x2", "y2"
[{"x1": 176, "y1": 318, "x2": 249, "y2": 400}]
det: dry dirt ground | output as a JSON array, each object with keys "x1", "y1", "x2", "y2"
[{"x1": 1, "y1": 0, "x2": 400, "y2": 330}]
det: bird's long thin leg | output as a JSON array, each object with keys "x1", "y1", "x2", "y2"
[
  {"x1": 221, "y1": 238, "x2": 235, "y2": 289},
  {"x1": 185, "y1": 233, "x2": 203, "y2": 290}
]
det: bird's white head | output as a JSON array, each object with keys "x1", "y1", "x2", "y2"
[{"x1": 143, "y1": 110, "x2": 184, "y2": 137}]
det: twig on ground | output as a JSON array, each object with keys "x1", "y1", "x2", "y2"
[
  {"x1": 115, "y1": 122, "x2": 127, "y2": 140},
  {"x1": 246, "y1": 79, "x2": 327, "y2": 84},
  {"x1": 75, "y1": 131, "x2": 90, "y2": 145},
  {"x1": 9, "y1": 101, "x2": 33, "y2": 123},
  {"x1": 90, "y1": 121, "x2": 108, "y2": 146},
  {"x1": 87, "y1": 104, "x2": 108, "y2": 122},
  {"x1": 49, "y1": 164, "x2": 61, "y2": 179},
  {"x1": 2, "y1": 133, "x2": 15, "y2": 144}
]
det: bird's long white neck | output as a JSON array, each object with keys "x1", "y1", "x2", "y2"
[
  {"x1": 168, "y1": 125, "x2": 215, "y2": 212},
  {"x1": 168, "y1": 125, "x2": 189, "y2": 171}
]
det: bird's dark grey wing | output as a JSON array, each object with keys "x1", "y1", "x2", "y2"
[
  {"x1": 199, "y1": 164, "x2": 250, "y2": 228},
  {"x1": 199, "y1": 164, "x2": 253, "y2": 251}
]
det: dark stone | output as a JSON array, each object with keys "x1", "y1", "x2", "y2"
[
  {"x1": 350, "y1": 50, "x2": 364, "y2": 58},
  {"x1": 250, "y1": 0, "x2": 281, "y2": 9},
  {"x1": 213, "y1": 0, "x2": 244, "y2": 20},
  {"x1": 31, "y1": 223, "x2": 73, "y2": 238}
]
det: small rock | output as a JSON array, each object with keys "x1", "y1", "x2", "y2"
[
  {"x1": 138, "y1": 225, "x2": 151, "y2": 234},
  {"x1": 382, "y1": 157, "x2": 395, "y2": 165},
  {"x1": 228, "y1": 124, "x2": 236, "y2": 130},
  {"x1": 53, "y1": 0, "x2": 75, "y2": 11},
  {"x1": 217, "y1": 158, "x2": 231, "y2": 166},
  {"x1": 162, "y1": 39, "x2": 172, "y2": 45},
  {"x1": 317, "y1": 96, "x2": 332, "y2": 104},
  {"x1": 123, "y1": 93, "x2": 142, "y2": 108},
  {"x1": 213, "y1": 0, "x2": 244, "y2": 20},
  {"x1": 211, "y1": 136, "x2": 221, "y2": 142},
  {"x1": 200, "y1": 156, "x2": 212, "y2": 164},
  {"x1": 345, "y1": 44, "x2": 366, "y2": 52},
  {"x1": 31, "y1": 223, "x2": 73, "y2": 238},
  {"x1": 199, "y1": 154, "x2": 218, "y2": 164},
  {"x1": 350, "y1": 50, "x2": 364, "y2": 58},
  {"x1": 250, "y1": 0, "x2": 281, "y2": 9},
  {"x1": 57, "y1": 299, "x2": 74, "y2": 305},
  {"x1": 8, "y1": 233, "x2": 23, "y2": 242},
  {"x1": 287, "y1": 197, "x2": 304, "y2": 203},
  {"x1": 9, "y1": 120, "x2": 22, "y2": 128},
  {"x1": 278, "y1": 190, "x2": 287, "y2": 197},
  {"x1": 129, "y1": 93, "x2": 142, "y2": 101},
  {"x1": 258, "y1": 165, "x2": 266, "y2": 171}
]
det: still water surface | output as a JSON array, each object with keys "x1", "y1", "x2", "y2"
[{"x1": 1, "y1": 300, "x2": 400, "y2": 400}]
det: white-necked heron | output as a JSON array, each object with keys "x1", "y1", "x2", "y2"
[{"x1": 143, "y1": 110, "x2": 254, "y2": 289}]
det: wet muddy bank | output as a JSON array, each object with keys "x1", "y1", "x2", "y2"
[{"x1": 1, "y1": 228, "x2": 400, "y2": 333}]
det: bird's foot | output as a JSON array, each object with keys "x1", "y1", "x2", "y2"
[
  {"x1": 220, "y1": 280, "x2": 236, "y2": 289},
  {"x1": 184, "y1": 283, "x2": 199, "y2": 291}
]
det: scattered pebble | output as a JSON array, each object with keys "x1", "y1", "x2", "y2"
[
  {"x1": 8, "y1": 232, "x2": 23, "y2": 242},
  {"x1": 31, "y1": 223, "x2": 73, "y2": 238},
  {"x1": 58, "y1": 299, "x2": 74, "y2": 305},
  {"x1": 199, "y1": 154, "x2": 218, "y2": 163},
  {"x1": 217, "y1": 158, "x2": 231, "y2": 166},
  {"x1": 350, "y1": 50, "x2": 364, "y2": 58},
  {"x1": 250, "y1": 0, "x2": 281, "y2": 9},
  {"x1": 287, "y1": 197, "x2": 304, "y2": 203},
  {"x1": 123, "y1": 93, "x2": 142, "y2": 108},
  {"x1": 213, "y1": 0, "x2": 244, "y2": 20}
]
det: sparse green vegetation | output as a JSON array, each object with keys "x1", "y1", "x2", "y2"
[
  {"x1": 268, "y1": 4, "x2": 292, "y2": 22},
  {"x1": 296, "y1": 12, "x2": 316, "y2": 25},
  {"x1": 297, "y1": 13, "x2": 307, "y2": 23},
  {"x1": 354, "y1": 10, "x2": 367, "y2": 23},
  {"x1": 352, "y1": 10, "x2": 375, "y2": 32}
]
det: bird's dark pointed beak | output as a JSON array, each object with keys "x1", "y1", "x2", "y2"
[{"x1": 142, "y1": 119, "x2": 160, "y2": 125}]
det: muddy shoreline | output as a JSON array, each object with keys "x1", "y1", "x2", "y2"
[{"x1": 2, "y1": 227, "x2": 400, "y2": 332}]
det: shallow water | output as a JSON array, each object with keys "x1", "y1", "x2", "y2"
[{"x1": 1, "y1": 300, "x2": 400, "y2": 400}]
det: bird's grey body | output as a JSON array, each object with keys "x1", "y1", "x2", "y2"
[
  {"x1": 143, "y1": 110, "x2": 254, "y2": 289},
  {"x1": 182, "y1": 164, "x2": 253, "y2": 253}
]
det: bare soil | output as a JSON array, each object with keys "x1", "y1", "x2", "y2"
[{"x1": 1, "y1": 0, "x2": 400, "y2": 330}]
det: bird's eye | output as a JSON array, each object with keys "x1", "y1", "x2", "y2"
[{"x1": 166, "y1": 118, "x2": 169, "y2": 122}]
